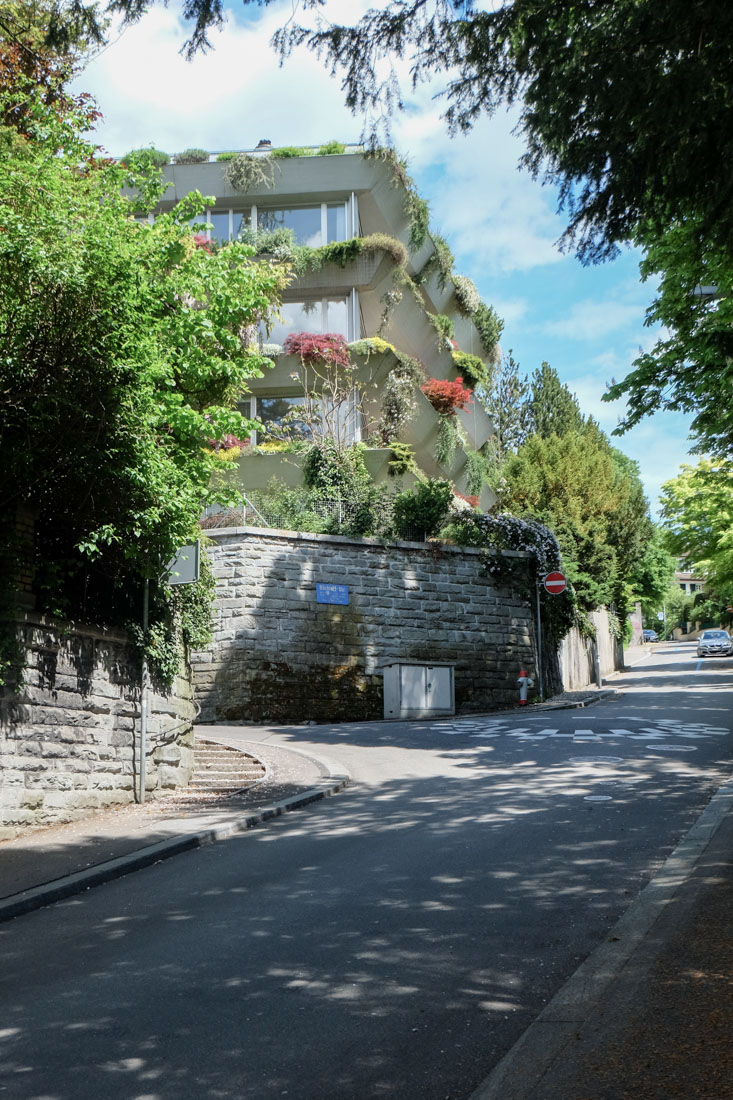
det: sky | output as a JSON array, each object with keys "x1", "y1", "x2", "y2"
[{"x1": 71, "y1": 0, "x2": 692, "y2": 514}]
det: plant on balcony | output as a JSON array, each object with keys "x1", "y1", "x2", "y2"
[
  {"x1": 271, "y1": 146, "x2": 311, "y2": 158},
  {"x1": 453, "y1": 274, "x2": 482, "y2": 316},
  {"x1": 452, "y1": 350, "x2": 494, "y2": 392},
  {"x1": 388, "y1": 442, "x2": 419, "y2": 477},
  {"x1": 121, "y1": 146, "x2": 169, "y2": 168},
  {"x1": 348, "y1": 336, "x2": 396, "y2": 357},
  {"x1": 223, "y1": 152, "x2": 274, "y2": 192},
  {"x1": 318, "y1": 140, "x2": 347, "y2": 155},
  {"x1": 380, "y1": 353, "x2": 425, "y2": 443},
  {"x1": 463, "y1": 448, "x2": 489, "y2": 496},
  {"x1": 283, "y1": 332, "x2": 351, "y2": 368},
  {"x1": 418, "y1": 234, "x2": 454, "y2": 291},
  {"x1": 429, "y1": 312, "x2": 456, "y2": 351},
  {"x1": 173, "y1": 148, "x2": 209, "y2": 164},
  {"x1": 421, "y1": 378, "x2": 473, "y2": 415}
]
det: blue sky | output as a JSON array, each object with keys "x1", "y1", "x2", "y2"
[{"x1": 72, "y1": 0, "x2": 691, "y2": 513}]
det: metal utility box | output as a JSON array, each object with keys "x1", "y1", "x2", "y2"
[{"x1": 382, "y1": 662, "x2": 455, "y2": 720}]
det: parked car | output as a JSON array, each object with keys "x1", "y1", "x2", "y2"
[
  {"x1": 697, "y1": 630, "x2": 732, "y2": 657},
  {"x1": 642, "y1": 629, "x2": 659, "y2": 643}
]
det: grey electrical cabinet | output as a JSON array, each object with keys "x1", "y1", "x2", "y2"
[{"x1": 382, "y1": 662, "x2": 455, "y2": 720}]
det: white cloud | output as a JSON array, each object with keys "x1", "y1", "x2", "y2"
[{"x1": 544, "y1": 299, "x2": 646, "y2": 342}]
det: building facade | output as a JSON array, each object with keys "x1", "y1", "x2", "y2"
[{"x1": 148, "y1": 146, "x2": 500, "y2": 511}]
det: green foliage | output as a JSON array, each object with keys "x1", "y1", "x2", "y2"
[
  {"x1": 452, "y1": 351, "x2": 493, "y2": 392},
  {"x1": 419, "y1": 234, "x2": 454, "y2": 290},
  {"x1": 464, "y1": 449, "x2": 488, "y2": 496},
  {"x1": 472, "y1": 301, "x2": 504, "y2": 359},
  {"x1": 429, "y1": 313, "x2": 455, "y2": 351},
  {"x1": 318, "y1": 140, "x2": 347, "y2": 155},
  {"x1": 121, "y1": 146, "x2": 168, "y2": 167},
  {"x1": 660, "y1": 459, "x2": 733, "y2": 591},
  {"x1": 299, "y1": 444, "x2": 391, "y2": 536},
  {"x1": 405, "y1": 190, "x2": 430, "y2": 252},
  {"x1": 484, "y1": 350, "x2": 531, "y2": 470},
  {"x1": 222, "y1": 151, "x2": 274, "y2": 192},
  {"x1": 348, "y1": 336, "x2": 396, "y2": 357},
  {"x1": 607, "y1": 218, "x2": 733, "y2": 456},
  {"x1": 526, "y1": 362, "x2": 584, "y2": 438},
  {"x1": 393, "y1": 478, "x2": 454, "y2": 540},
  {"x1": 271, "y1": 145, "x2": 310, "y2": 158},
  {"x1": 379, "y1": 353, "x2": 424, "y2": 443},
  {"x1": 215, "y1": 151, "x2": 238, "y2": 161},
  {"x1": 435, "y1": 414, "x2": 460, "y2": 469},
  {"x1": 499, "y1": 425, "x2": 652, "y2": 615},
  {"x1": 0, "y1": 82, "x2": 285, "y2": 642},
  {"x1": 173, "y1": 147, "x2": 209, "y2": 164},
  {"x1": 388, "y1": 442, "x2": 419, "y2": 477}
]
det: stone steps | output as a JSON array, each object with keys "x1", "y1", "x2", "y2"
[{"x1": 190, "y1": 739, "x2": 266, "y2": 793}]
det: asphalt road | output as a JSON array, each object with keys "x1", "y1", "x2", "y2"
[{"x1": 2, "y1": 641, "x2": 732, "y2": 1100}]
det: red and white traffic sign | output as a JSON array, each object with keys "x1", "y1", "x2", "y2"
[{"x1": 543, "y1": 571, "x2": 567, "y2": 595}]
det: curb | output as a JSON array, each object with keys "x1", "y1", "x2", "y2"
[
  {"x1": 0, "y1": 754, "x2": 350, "y2": 924},
  {"x1": 467, "y1": 772, "x2": 733, "y2": 1099}
]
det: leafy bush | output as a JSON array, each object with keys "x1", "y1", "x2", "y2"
[
  {"x1": 216, "y1": 151, "x2": 238, "y2": 161},
  {"x1": 173, "y1": 148, "x2": 210, "y2": 164},
  {"x1": 393, "y1": 478, "x2": 454, "y2": 540},
  {"x1": 421, "y1": 378, "x2": 473, "y2": 415},
  {"x1": 429, "y1": 312, "x2": 456, "y2": 350},
  {"x1": 238, "y1": 224, "x2": 296, "y2": 259},
  {"x1": 473, "y1": 301, "x2": 504, "y2": 359},
  {"x1": 452, "y1": 350, "x2": 494, "y2": 391},
  {"x1": 272, "y1": 146, "x2": 311, "y2": 158},
  {"x1": 435, "y1": 414, "x2": 460, "y2": 468},
  {"x1": 380, "y1": 353, "x2": 425, "y2": 442},
  {"x1": 283, "y1": 332, "x2": 351, "y2": 368},
  {"x1": 348, "y1": 336, "x2": 396, "y2": 357},
  {"x1": 318, "y1": 140, "x2": 347, "y2": 155},
  {"x1": 121, "y1": 147, "x2": 169, "y2": 168},
  {"x1": 388, "y1": 442, "x2": 419, "y2": 476}
]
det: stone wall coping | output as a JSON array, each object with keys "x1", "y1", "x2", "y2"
[
  {"x1": 203, "y1": 525, "x2": 532, "y2": 560},
  {"x1": 14, "y1": 610, "x2": 130, "y2": 645}
]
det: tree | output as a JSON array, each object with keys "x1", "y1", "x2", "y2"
[
  {"x1": 0, "y1": 79, "x2": 286, "y2": 638},
  {"x1": 58, "y1": 0, "x2": 733, "y2": 266},
  {"x1": 525, "y1": 361, "x2": 583, "y2": 440},
  {"x1": 659, "y1": 460, "x2": 733, "y2": 592},
  {"x1": 484, "y1": 350, "x2": 529, "y2": 463},
  {"x1": 606, "y1": 218, "x2": 733, "y2": 456},
  {"x1": 499, "y1": 427, "x2": 652, "y2": 613},
  {"x1": 627, "y1": 525, "x2": 677, "y2": 615}
]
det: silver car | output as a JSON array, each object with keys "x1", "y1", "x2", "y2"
[{"x1": 697, "y1": 630, "x2": 732, "y2": 657}]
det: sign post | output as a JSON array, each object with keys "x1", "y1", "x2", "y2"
[
  {"x1": 138, "y1": 541, "x2": 201, "y2": 804},
  {"x1": 535, "y1": 570, "x2": 568, "y2": 704}
]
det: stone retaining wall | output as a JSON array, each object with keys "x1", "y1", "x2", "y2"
[
  {"x1": 559, "y1": 608, "x2": 623, "y2": 690},
  {"x1": 0, "y1": 614, "x2": 195, "y2": 837},
  {"x1": 193, "y1": 527, "x2": 536, "y2": 723}
]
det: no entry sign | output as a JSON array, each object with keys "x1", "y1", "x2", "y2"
[{"x1": 543, "y1": 571, "x2": 567, "y2": 595}]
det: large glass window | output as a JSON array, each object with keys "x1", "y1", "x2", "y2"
[
  {"x1": 258, "y1": 206, "x2": 322, "y2": 246},
  {"x1": 208, "y1": 212, "x2": 231, "y2": 243},
  {"x1": 327, "y1": 203, "x2": 346, "y2": 242},
  {"x1": 266, "y1": 298, "x2": 350, "y2": 345},
  {"x1": 258, "y1": 396, "x2": 312, "y2": 440}
]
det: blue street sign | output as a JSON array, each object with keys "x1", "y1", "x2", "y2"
[{"x1": 316, "y1": 583, "x2": 349, "y2": 605}]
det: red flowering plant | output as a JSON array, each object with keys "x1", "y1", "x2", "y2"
[
  {"x1": 283, "y1": 332, "x2": 351, "y2": 369},
  {"x1": 420, "y1": 378, "x2": 473, "y2": 416},
  {"x1": 192, "y1": 233, "x2": 214, "y2": 254}
]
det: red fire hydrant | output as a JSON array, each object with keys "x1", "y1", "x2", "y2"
[{"x1": 517, "y1": 669, "x2": 534, "y2": 705}]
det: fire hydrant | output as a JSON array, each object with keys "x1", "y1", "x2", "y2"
[{"x1": 517, "y1": 669, "x2": 534, "y2": 705}]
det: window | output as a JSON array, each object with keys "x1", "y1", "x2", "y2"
[
  {"x1": 258, "y1": 396, "x2": 311, "y2": 440},
  {"x1": 257, "y1": 202, "x2": 348, "y2": 246},
  {"x1": 267, "y1": 297, "x2": 351, "y2": 344}
]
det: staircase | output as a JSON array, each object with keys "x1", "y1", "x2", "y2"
[{"x1": 190, "y1": 739, "x2": 266, "y2": 795}]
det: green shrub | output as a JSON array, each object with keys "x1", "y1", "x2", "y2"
[
  {"x1": 216, "y1": 151, "x2": 238, "y2": 161},
  {"x1": 173, "y1": 148, "x2": 210, "y2": 164},
  {"x1": 318, "y1": 140, "x2": 347, "y2": 155},
  {"x1": 393, "y1": 478, "x2": 454, "y2": 540},
  {"x1": 452, "y1": 350, "x2": 494, "y2": 391},
  {"x1": 473, "y1": 302, "x2": 504, "y2": 359},
  {"x1": 272, "y1": 146, "x2": 311, "y2": 158},
  {"x1": 121, "y1": 147, "x2": 169, "y2": 168}
]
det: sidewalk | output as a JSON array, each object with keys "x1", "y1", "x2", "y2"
[{"x1": 0, "y1": 737, "x2": 349, "y2": 921}]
